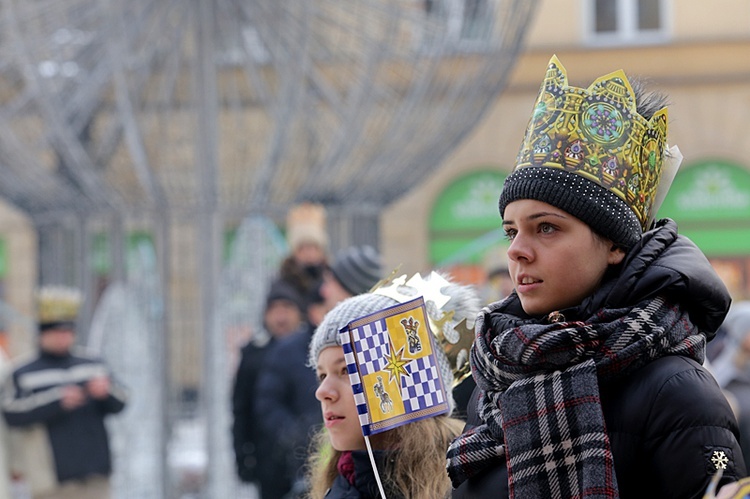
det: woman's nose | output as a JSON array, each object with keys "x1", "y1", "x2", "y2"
[{"x1": 507, "y1": 231, "x2": 533, "y2": 262}]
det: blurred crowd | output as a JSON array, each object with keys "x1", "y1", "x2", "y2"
[{"x1": 231, "y1": 203, "x2": 385, "y2": 499}]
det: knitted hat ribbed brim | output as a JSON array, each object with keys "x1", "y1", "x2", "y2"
[{"x1": 498, "y1": 167, "x2": 642, "y2": 248}]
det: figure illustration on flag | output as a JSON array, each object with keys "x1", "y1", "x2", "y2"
[{"x1": 339, "y1": 296, "x2": 449, "y2": 436}]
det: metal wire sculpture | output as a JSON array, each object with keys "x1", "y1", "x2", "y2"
[{"x1": 0, "y1": 0, "x2": 537, "y2": 496}]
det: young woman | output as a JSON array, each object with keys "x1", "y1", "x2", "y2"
[
  {"x1": 306, "y1": 276, "x2": 478, "y2": 498},
  {"x1": 446, "y1": 56, "x2": 747, "y2": 499}
]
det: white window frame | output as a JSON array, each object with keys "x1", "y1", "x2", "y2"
[{"x1": 583, "y1": 0, "x2": 672, "y2": 46}]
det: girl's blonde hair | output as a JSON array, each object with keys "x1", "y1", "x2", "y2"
[{"x1": 306, "y1": 414, "x2": 464, "y2": 498}]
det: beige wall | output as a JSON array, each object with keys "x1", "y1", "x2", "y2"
[
  {"x1": 0, "y1": 200, "x2": 36, "y2": 357},
  {"x1": 382, "y1": 0, "x2": 750, "y2": 278}
]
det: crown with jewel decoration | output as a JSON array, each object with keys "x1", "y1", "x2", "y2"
[
  {"x1": 371, "y1": 270, "x2": 479, "y2": 387},
  {"x1": 515, "y1": 55, "x2": 669, "y2": 229}
]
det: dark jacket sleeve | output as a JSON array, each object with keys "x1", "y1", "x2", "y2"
[
  {"x1": 255, "y1": 339, "x2": 304, "y2": 440},
  {"x1": 231, "y1": 344, "x2": 259, "y2": 481},
  {"x1": 2, "y1": 370, "x2": 67, "y2": 426},
  {"x1": 95, "y1": 372, "x2": 128, "y2": 415},
  {"x1": 604, "y1": 356, "x2": 746, "y2": 499}
]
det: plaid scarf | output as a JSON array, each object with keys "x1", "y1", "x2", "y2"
[{"x1": 447, "y1": 295, "x2": 705, "y2": 499}]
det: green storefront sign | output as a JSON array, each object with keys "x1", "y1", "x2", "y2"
[
  {"x1": 430, "y1": 170, "x2": 507, "y2": 266},
  {"x1": 431, "y1": 160, "x2": 750, "y2": 264},
  {"x1": 657, "y1": 159, "x2": 750, "y2": 256}
]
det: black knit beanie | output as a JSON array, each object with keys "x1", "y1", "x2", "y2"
[{"x1": 498, "y1": 167, "x2": 643, "y2": 248}]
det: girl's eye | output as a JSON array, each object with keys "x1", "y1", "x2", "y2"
[
  {"x1": 539, "y1": 223, "x2": 556, "y2": 234},
  {"x1": 317, "y1": 373, "x2": 326, "y2": 384},
  {"x1": 340, "y1": 367, "x2": 349, "y2": 377},
  {"x1": 503, "y1": 228, "x2": 517, "y2": 241}
]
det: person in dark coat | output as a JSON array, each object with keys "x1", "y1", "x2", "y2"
[
  {"x1": 446, "y1": 55, "x2": 747, "y2": 499},
  {"x1": 2, "y1": 286, "x2": 127, "y2": 499},
  {"x1": 253, "y1": 280, "x2": 326, "y2": 499},
  {"x1": 231, "y1": 280, "x2": 305, "y2": 496}
]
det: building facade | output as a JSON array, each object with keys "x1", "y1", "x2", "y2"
[{"x1": 383, "y1": 0, "x2": 750, "y2": 301}]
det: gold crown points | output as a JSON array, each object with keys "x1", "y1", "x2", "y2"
[
  {"x1": 36, "y1": 286, "x2": 83, "y2": 324},
  {"x1": 372, "y1": 271, "x2": 475, "y2": 386},
  {"x1": 516, "y1": 55, "x2": 668, "y2": 229}
]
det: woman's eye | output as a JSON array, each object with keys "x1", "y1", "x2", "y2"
[
  {"x1": 317, "y1": 373, "x2": 326, "y2": 383},
  {"x1": 504, "y1": 229, "x2": 517, "y2": 241},
  {"x1": 340, "y1": 367, "x2": 349, "y2": 377},
  {"x1": 539, "y1": 223, "x2": 556, "y2": 234}
]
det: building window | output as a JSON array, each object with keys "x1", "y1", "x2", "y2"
[
  {"x1": 424, "y1": 0, "x2": 493, "y2": 44},
  {"x1": 586, "y1": 0, "x2": 669, "y2": 45}
]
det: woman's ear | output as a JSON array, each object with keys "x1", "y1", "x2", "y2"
[{"x1": 608, "y1": 245, "x2": 626, "y2": 265}]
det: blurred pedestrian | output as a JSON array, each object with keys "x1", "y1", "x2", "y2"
[
  {"x1": 447, "y1": 55, "x2": 746, "y2": 498},
  {"x1": 321, "y1": 245, "x2": 383, "y2": 311},
  {"x1": 253, "y1": 282, "x2": 322, "y2": 499},
  {"x1": 231, "y1": 280, "x2": 306, "y2": 493},
  {"x1": 712, "y1": 302, "x2": 750, "y2": 467},
  {"x1": 255, "y1": 246, "x2": 384, "y2": 499},
  {"x1": 2, "y1": 286, "x2": 127, "y2": 499},
  {"x1": 278, "y1": 203, "x2": 330, "y2": 299}
]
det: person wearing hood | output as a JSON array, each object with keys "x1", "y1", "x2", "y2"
[{"x1": 446, "y1": 56, "x2": 746, "y2": 499}]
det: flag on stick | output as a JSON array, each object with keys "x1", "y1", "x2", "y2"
[{"x1": 339, "y1": 296, "x2": 449, "y2": 436}]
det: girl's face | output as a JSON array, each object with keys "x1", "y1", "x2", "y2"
[
  {"x1": 503, "y1": 199, "x2": 626, "y2": 316},
  {"x1": 315, "y1": 346, "x2": 366, "y2": 451}
]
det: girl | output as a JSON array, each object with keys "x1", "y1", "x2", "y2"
[
  {"x1": 446, "y1": 56, "x2": 746, "y2": 499},
  {"x1": 307, "y1": 276, "x2": 478, "y2": 498}
]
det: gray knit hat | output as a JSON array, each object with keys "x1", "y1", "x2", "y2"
[
  {"x1": 309, "y1": 293, "x2": 397, "y2": 368},
  {"x1": 309, "y1": 273, "x2": 482, "y2": 411},
  {"x1": 330, "y1": 245, "x2": 383, "y2": 295}
]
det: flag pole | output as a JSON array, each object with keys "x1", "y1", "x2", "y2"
[{"x1": 364, "y1": 435, "x2": 388, "y2": 499}]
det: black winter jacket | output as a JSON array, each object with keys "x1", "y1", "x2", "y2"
[
  {"x1": 453, "y1": 220, "x2": 747, "y2": 498},
  {"x1": 232, "y1": 338, "x2": 274, "y2": 482},
  {"x1": 255, "y1": 324, "x2": 322, "y2": 487},
  {"x1": 3, "y1": 348, "x2": 127, "y2": 482}
]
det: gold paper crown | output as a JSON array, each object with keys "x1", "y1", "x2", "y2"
[
  {"x1": 515, "y1": 55, "x2": 668, "y2": 229},
  {"x1": 371, "y1": 270, "x2": 478, "y2": 387},
  {"x1": 36, "y1": 286, "x2": 83, "y2": 325}
]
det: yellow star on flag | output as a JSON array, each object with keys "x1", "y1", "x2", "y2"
[{"x1": 383, "y1": 345, "x2": 410, "y2": 387}]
